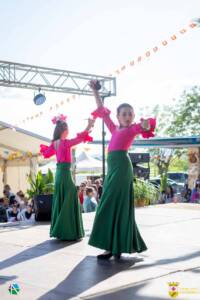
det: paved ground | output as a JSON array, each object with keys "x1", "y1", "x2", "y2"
[{"x1": 0, "y1": 203, "x2": 200, "y2": 300}]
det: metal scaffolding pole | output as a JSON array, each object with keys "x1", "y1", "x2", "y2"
[
  {"x1": 0, "y1": 60, "x2": 116, "y2": 97},
  {"x1": 0, "y1": 60, "x2": 117, "y2": 180}
]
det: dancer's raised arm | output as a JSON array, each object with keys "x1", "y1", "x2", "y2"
[
  {"x1": 89, "y1": 80, "x2": 116, "y2": 134},
  {"x1": 89, "y1": 80, "x2": 103, "y2": 108},
  {"x1": 67, "y1": 118, "x2": 95, "y2": 147}
]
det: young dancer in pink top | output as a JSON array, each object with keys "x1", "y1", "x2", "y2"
[
  {"x1": 40, "y1": 114, "x2": 95, "y2": 240},
  {"x1": 88, "y1": 80, "x2": 156, "y2": 259}
]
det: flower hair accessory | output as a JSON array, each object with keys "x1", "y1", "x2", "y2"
[{"x1": 51, "y1": 114, "x2": 67, "y2": 124}]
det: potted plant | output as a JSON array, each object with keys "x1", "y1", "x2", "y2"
[
  {"x1": 134, "y1": 179, "x2": 147, "y2": 207},
  {"x1": 134, "y1": 178, "x2": 159, "y2": 207},
  {"x1": 27, "y1": 169, "x2": 54, "y2": 221}
]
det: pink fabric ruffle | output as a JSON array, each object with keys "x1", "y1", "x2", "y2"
[
  {"x1": 91, "y1": 106, "x2": 111, "y2": 119},
  {"x1": 77, "y1": 131, "x2": 93, "y2": 142},
  {"x1": 139, "y1": 118, "x2": 156, "y2": 138},
  {"x1": 40, "y1": 144, "x2": 55, "y2": 158}
]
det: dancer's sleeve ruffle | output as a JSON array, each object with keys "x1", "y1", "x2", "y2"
[
  {"x1": 91, "y1": 106, "x2": 116, "y2": 134},
  {"x1": 76, "y1": 131, "x2": 93, "y2": 142},
  {"x1": 91, "y1": 106, "x2": 111, "y2": 119},
  {"x1": 139, "y1": 118, "x2": 156, "y2": 138},
  {"x1": 40, "y1": 143, "x2": 55, "y2": 158}
]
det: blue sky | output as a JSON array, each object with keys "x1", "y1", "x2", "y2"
[{"x1": 0, "y1": 0, "x2": 200, "y2": 148}]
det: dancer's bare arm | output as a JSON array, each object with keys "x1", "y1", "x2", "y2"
[
  {"x1": 89, "y1": 80, "x2": 103, "y2": 108},
  {"x1": 85, "y1": 118, "x2": 95, "y2": 132}
]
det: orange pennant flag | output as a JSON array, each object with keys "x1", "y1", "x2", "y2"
[
  {"x1": 153, "y1": 46, "x2": 158, "y2": 52},
  {"x1": 179, "y1": 28, "x2": 187, "y2": 34},
  {"x1": 162, "y1": 40, "x2": 168, "y2": 46},
  {"x1": 189, "y1": 23, "x2": 197, "y2": 28},
  {"x1": 171, "y1": 35, "x2": 177, "y2": 40}
]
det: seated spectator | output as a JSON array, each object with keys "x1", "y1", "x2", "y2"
[
  {"x1": 3, "y1": 185, "x2": 20, "y2": 208},
  {"x1": 8, "y1": 195, "x2": 20, "y2": 207},
  {"x1": 6, "y1": 204, "x2": 21, "y2": 222},
  {"x1": 83, "y1": 187, "x2": 97, "y2": 213},
  {"x1": 16, "y1": 190, "x2": 28, "y2": 210},
  {"x1": 87, "y1": 179, "x2": 92, "y2": 187},
  {"x1": 3, "y1": 184, "x2": 15, "y2": 200},
  {"x1": 0, "y1": 198, "x2": 7, "y2": 223},
  {"x1": 164, "y1": 185, "x2": 174, "y2": 203},
  {"x1": 181, "y1": 180, "x2": 191, "y2": 202},
  {"x1": 2, "y1": 193, "x2": 9, "y2": 209},
  {"x1": 159, "y1": 186, "x2": 174, "y2": 204},
  {"x1": 92, "y1": 184, "x2": 98, "y2": 200},
  {"x1": 191, "y1": 182, "x2": 200, "y2": 203},
  {"x1": 95, "y1": 179, "x2": 103, "y2": 202},
  {"x1": 20, "y1": 204, "x2": 35, "y2": 223},
  {"x1": 78, "y1": 183, "x2": 86, "y2": 206}
]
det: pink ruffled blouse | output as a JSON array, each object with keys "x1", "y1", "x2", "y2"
[
  {"x1": 40, "y1": 131, "x2": 93, "y2": 163},
  {"x1": 92, "y1": 106, "x2": 156, "y2": 152}
]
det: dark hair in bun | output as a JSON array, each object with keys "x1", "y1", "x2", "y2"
[{"x1": 53, "y1": 121, "x2": 68, "y2": 141}]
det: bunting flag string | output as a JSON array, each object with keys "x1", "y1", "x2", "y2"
[
  {"x1": 15, "y1": 95, "x2": 76, "y2": 126},
  {"x1": 16, "y1": 19, "x2": 200, "y2": 126},
  {"x1": 0, "y1": 151, "x2": 40, "y2": 162},
  {"x1": 108, "y1": 21, "x2": 199, "y2": 77}
]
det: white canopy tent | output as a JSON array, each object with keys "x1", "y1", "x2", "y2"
[
  {"x1": 76, "y1": 151, "x2": 103, "y2": 173},
  {"x1": 40, "y1": 151, "x2": 104, "y2": 173},
  {"x1": 39, "y1": 161, "x2": 57, "y2": 174},
  {"x1": 0, "y1": 120, "x2": 50, "y2": 196}
]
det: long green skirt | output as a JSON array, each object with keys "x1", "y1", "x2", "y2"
[
  {"x1": 89, "y1": 151, "x2": 147, "y2": 254},
  {"x1": 50, "y1": 163, "x2": 84, "y2": 240}
]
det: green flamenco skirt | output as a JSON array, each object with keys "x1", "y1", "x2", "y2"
[
  {"x1": 89, "y1": 151, "x2": 147, "y2": 254},
  {"x1": 50, "y1": 163, "x2": 84, "y2": 240}
]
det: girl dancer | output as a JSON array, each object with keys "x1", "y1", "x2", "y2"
[
  {"x1": 88, "y1": 80, "x2": 156, "y2": 259},
  {"x1": 40, "y1": 114, "x2": 95, "y2": 240}
]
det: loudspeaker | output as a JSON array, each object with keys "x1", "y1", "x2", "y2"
[
  {"x1": 129, "y1": 152, "x2": 150, "y2": 179},
  {"x1": 129, "y1": 153, "x2": 150, "y2": 163},
  {"x1": 33, "y1": 194, "x2": 53, "y2": 221}
]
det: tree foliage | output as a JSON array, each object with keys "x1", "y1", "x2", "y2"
[
  {"x1": 166, "y1": 86, "x2": 200, "y2": 136},
  {"x1": 139, "y1": 87, "x2": 200, "y2": 183}
]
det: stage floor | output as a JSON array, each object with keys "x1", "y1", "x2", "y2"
[{"x1": 0, "y1": 203, "x2": 200, "y2": 300}]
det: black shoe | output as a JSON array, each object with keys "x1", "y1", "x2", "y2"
[
  {"x1": 114, "y1": 254, "x2": 121, "y2": 260},
  {"x1": 97, "y1": 252, "x2": 113, "y2": 260}
]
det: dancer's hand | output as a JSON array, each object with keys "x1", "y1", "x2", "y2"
[
  {"x1": 141, "y1": 119, "x2": 151, "y2": 131},
  {"x1": 89, "y1": 80, "x2": 103, "y2": 108},
  {"x1": 85, "y1": 118, "x2": 95, "y2": 132},
  {"x1": 89, "y1": 80, "x2": 101, "y2": 92}
]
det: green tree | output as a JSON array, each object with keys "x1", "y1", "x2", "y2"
[
  {"x1": 139, "y1": 86, "x2": 200, "y2": 187},
  {"x1": 139, "y1": 86, "x2": 200, "y2": 137},
  {"x1": 166, "y1": 86, "x2": 200, "y2": 136}
]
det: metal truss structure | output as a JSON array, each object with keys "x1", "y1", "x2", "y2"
[{"x1": 0, "y1": 60, "x2": 116, "y2": 97}]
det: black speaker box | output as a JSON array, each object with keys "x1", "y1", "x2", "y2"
[
  {"x1": 33, "y1": 194, "x2": 53, "y2": 221},
  {"x1": 129, "y1": 153, "x2": 150, "y2": 164}
]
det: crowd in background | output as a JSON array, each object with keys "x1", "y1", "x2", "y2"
[
  {"x1": 0, "y1": 184, "x2": 35, "y2": 223},
  {"x1": 0, "y1": 179, "x2": 103, "y2": 223},
  {"x1": 158, "y1": 177, "x2": 200, "y2": 204},
  {"x1": 77, "y1": 178, "x2": 103, "y2": 213},
  {"x1": 0, "y1": 175, "x2": 199, "y2": 223}
]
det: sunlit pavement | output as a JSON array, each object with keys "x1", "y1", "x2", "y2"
[{"x1": 0, "y1": 203, "x2": 200, "y2": 300}]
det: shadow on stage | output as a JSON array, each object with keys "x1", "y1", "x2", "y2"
[
  {"x1": 37, "y1": 255, "x2": 142, "y2": 299},
  {"x1": 0, "y1": 239, "x2": 77, "y2": 272}
]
